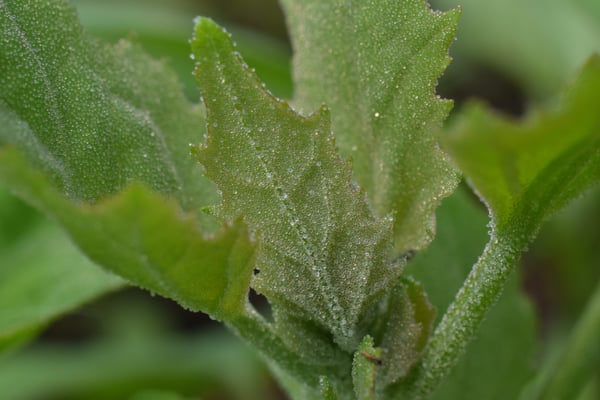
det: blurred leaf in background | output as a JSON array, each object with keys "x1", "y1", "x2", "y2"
[
  {"x1": 72, "y1": 0, "x2": 292, "y2": 99},
  {"x1": 421, "y1": 1, "x2": 600, "y2": 398},
  {"x1": 431, "y1": 0, "x2": 600, "y2": 345},
  {"x1": 406, "y1": 189, "x2": 537, "y2": 400},
  {"x1": 0, "y1": 289, "x2": 276, "y2": 400},
  {"x1": 432, "y1": 0, "x2": 600, "y2": 99},
  {"x1": 0, "y1": 186, "x2": 123, "y2": 352}
]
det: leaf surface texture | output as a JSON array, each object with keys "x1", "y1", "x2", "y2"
[
  {"x1": 191, "y1": 18, "x2": 399, "y2": 350},
  {"x1": 281, "y1": 0, "x2": 460, "y2": 252},
  {"x1": 0, "y1": 0, "x2": 255, "y2": 323}
]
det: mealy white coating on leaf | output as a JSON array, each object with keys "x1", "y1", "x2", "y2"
[
  {"x1": 281, "y1": 0, "x2": 460, "y2": 253},
  {"x1": 378, "y1": 279, "x2": 435, "y2": 386},
  {"x1": 0, "y1": 0, "x2": 215, "y2": 210},
  {"x1": 191, "y1": 18, "x2": 401, "y2": 351}
]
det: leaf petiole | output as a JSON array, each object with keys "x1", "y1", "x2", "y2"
[{"x1": 396, "y1": 226, "x2": 526, "y2": 399}]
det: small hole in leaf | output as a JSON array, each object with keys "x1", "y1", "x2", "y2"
[{"x1": 248, "y1": 287, "x2": 273, "y2": 322}]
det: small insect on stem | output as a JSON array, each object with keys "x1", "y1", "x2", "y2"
[{"x1": 360, "y1": 350, "x2": 383, "y2": 366}]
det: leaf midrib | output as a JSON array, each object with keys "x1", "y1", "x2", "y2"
[{"x1": 210, "y1": 72, "x2": 347, "y2": 331}]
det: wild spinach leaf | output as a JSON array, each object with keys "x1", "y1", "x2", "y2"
[{"x1": 281, "y1": 0, "x2": 460, "y2": 253}]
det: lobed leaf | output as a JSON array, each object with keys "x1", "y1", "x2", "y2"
[
  {"x1": 191, "y1": 17, "x2": 400, "y2": 351},
  {"x1": 280, "y1": 0, "x2": 460, "y2": 253},
  {"x1": 0, "y1": 0, "x2": 257, "y2": 323},
  {"x1": 442, "y1": 55, "x2": 600, "y2": 240},
  {"x1": 0, "y1": 148, "x2": 256, "y2": 322}
]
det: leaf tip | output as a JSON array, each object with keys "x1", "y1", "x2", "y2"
[{"x1": 191, "y1": 16, "x2": 234, "y2": 59}]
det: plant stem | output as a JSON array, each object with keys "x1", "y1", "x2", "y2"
[
  {"x1": 228, "y1": 311, "x2": 320, "y2": 388},
  {"x1": 536, "y1": 277, "x2": 600, "y2": 400},
  {"x1": 229, "y1": 309, "x2": 352, "y2": 396},
  {"x1": 397, "y1": 229, "x2": 524, "y2": 399}
]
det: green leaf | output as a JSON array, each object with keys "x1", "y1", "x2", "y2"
[
  {"x1": 0, "y1": 323, "x2": 269, "y2": 400},
  {"x1": 72, "y1": 0, "x2": 293, "y2": 100},
  {"x1": 352, "y1": 336, "x2": 381, "y2": 400},
  {"x1": 402, "y1": 57, "x2": 600, "y2": 398},
  {"x1": 265, "y1": 362, "x2": 326, "y2": 400},
  {"x1": 526, "y1": 278, "x2": 600, "y2": 400},
  {"x1": 0, "y1": 0, "x2": 257, "y2": 324},
  {"x1": 0, "y1": 183, "x2": 41, "y2": 249},
  {"x1": 0, "y1": 0, "x2": 216, "y2": 211},
  {"x1": 191, "y1": 18, "x2": 399, "y2": 350},
  {"x1": 532, "y1": 187, "x2": 600, "y2": 318},
  {"x1": 443, "y1": 55, "x2": 600, "y2": 241},
  {"x1": 129, "y1": 391, "x2": 187, "y2": 400},
  {"x1": 377, "y1": 279, "x2": 435, "y2": 386},
  {"x1": 280, "y1": 0, "x2": 460, "y2": 253},
  {"x1": 65, "y1": 188, "x2": 255, "y2": 321},
  {"x1": 270, "y1": 309, "x2": 350, "y2": 369},
  {"x1": 320, "y1": 377, "x2": 339, "y2": 400},
  {"x1": 406, "y1": 189, "x2": 490, "y2": 318},
  {"x1": 0, "y1": 148, "x2": 256, "y2": 322},
  {"x1": 0, "y1": 2, "x2": 308, "y2": 394},
  {"x1": 407, "y1": 190, "x2": 537, "y2": 400},
  {"x1": 431, "y1": 0, "x2": 600, "y2": 97},
  {"x1": 429, "y1": 273, "x2": 536, "y2": 400},
  {"x1": 0, "y1": 209, "x2": 123, "y2": 351}
]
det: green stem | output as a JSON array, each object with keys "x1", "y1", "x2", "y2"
[
  {"x1": 229, "y1": 309, "x2": 351, "y2": 397},
  {"x1": 228, "y1": 311, "x2": 319, "y2": 387},
  {"x1": 536, "y1": 277, "x2": 600, "y2": 400},
  {"x1": 398, "y1": 230, "x2": 524, "y2": 399}
]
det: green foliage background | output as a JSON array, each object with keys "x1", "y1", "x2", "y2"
[{"x1": 1, "y1": 0, "x2": 599, "y2": 399}]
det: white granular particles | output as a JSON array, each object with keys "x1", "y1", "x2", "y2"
[{"x1": 192, "y1": 19, "x2": 403, "y2": 352}]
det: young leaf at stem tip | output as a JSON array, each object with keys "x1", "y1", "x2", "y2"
[
  {"x1": 352, "y1": 336, "x2": 382, "y2": 400},
  {"x1": 190, "y1": 17, "x2": 401, "y2": 352}
]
